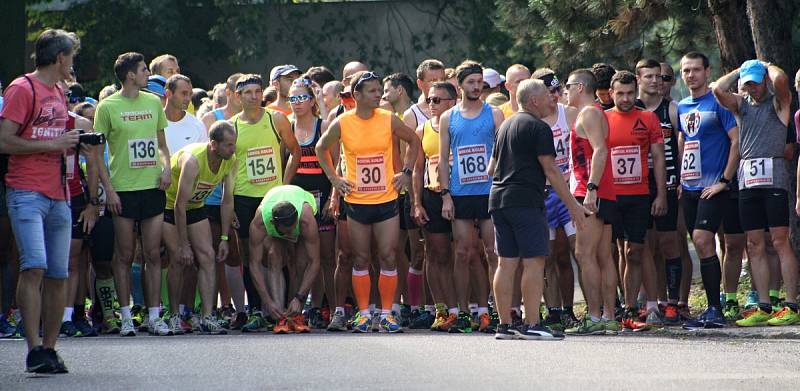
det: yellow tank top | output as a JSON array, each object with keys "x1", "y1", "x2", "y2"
[
  {"x1": 500, "y1": 101, "x2": 515, "y2": 120},
  {"x1": 232, "y1": 110, "x2": 283, "y2": 198},
  {"x1": 166, "y1": 143, "x2": 236, "y2": 210},
  {"x1": 421, "y1": 120, "x2": 443, "y2": 191},
  {"x1": 340, "y1": 109, "x2": 397, "y2": 204}
]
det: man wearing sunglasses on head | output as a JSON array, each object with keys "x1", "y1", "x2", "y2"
[
  {"x1": 403, "y1": 59, "x2": 446, "y2": 132},
  {"x1": 316, "y1": 70, "x2": 422, "y2": 333},
  {"x1": 229, "y1": 74, "x2": 302, "y2": 332},
  {"x1": 438, "y1": 61, "x2": 504, "y2": 333},
  {"x1": 267, "y1": 65, "x2": 302, "y2": 117}
]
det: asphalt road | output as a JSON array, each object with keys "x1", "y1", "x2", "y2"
[{"x1": 2, "y1": 330, "x2": 799, "y2": 390}]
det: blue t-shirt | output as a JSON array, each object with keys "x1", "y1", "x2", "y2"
[
  {"x1": 677, "y1": 91, "x2": 737, "y2": 191},
  {"x1": 449, "y1": 103, "x2": 495, "y2": 196}
]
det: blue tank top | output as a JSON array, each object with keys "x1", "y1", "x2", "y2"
[
  {"x1": 213, "y1": 109, "x2": 225, "y2": 121},
  {"x1": 205, "y1": 109, "x2": 227, "y2": 205},
  {"x1": 448, "y1": 103, "x2": 495, "y2": 196}
]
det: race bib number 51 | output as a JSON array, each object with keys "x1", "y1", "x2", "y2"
[
  {"x1": 610, "y1": 145, "x2": 642, "y2": 184},
  {"x1": 457, "y1": 144, "x2": 488, "y2": 185},
  {"x1": 743, "y1": 158, "x2": 773, "y2": 188},
  {"x1": 128, "y1": 138, "x2": 157, "y2": 168},
  {"x1": 246, "y1": 147, "x2": 277, "y2": 184},
  {"x1": 356, "y1": 155, "x2": 387, "y2": 193}
]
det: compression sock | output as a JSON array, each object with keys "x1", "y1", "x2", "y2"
[
  {"x1": 379, "y1": 269, "x2": 398, "y2": 316},
  {"x1": 352, "y1": 269, "x2": 371, "y2": 317},
  {"x1": 131, "y1": 263, "x2": 144, "y2": 306},
  {"x1": 700, "y1": 255, "x2": 722, "y2": 307},
  {"x1": 95, "y1": 277, "x2": 117, "y2": 320},
  {"x1": 665, "y1": 257, "x2": 682, "y2": 302},
  {"x1": 406, "y1": 267, "x2": 423, "y2": 308}
]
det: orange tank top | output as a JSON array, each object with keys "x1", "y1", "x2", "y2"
[{"x1": 340, "y1": 108, "x2": 397, "y2": 204}]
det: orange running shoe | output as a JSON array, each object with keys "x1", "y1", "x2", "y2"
[
  {"x1": 437, "y1": 313, "x2": 458, "y2": 332},
  {"x1": 478, "y1": 313, "x2": 491, "y2": 332},
  {"x1": 291, "y1": 315, "x2": 310, "y2": 333},
  {"x1": 273, "y1": 316, "x2": 291, "y2": 334}
]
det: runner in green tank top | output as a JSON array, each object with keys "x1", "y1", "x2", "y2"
[
  {"x1": 161, "y1": 121, "x2": 238, "y2": 335},
  {"x1": 247, "y1": 185, "x2": 321, "y2": 334}
]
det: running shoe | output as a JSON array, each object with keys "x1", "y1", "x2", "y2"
[
  {"x1": 448, "y1": 311, "x2": 472, "y2": 333},
  {"x1": 564, "y1": 317, "x2": 605, "y2": 335},
  {"x1": 645, "y1": 309, "x2": 665, "y2": 327},
  {"x1": 0, "y1": 314, "x2": 15, "y2": 338},
  {"x1": 327, "y1": 313, "x2": 348, "y2": 332},
  {"x1": 561, "y1": 311, "x2": 580, "y2": 329},
  {"x1": 636, "y1": 307, "x2": 648, "y2": 322},
  {"x1": 131, "y1": 305, "x2": 144, "y2": 328},
  {"x1": 723, "y1": 300, "x2": 740, "y2": 321},
  {"x1": 180, "y1": 317, "x2": 193, "y2": 334},
  {"x1": 744, "y1": 291, "x2": 759, "y2": 309},
  {"x1": 230, "y1": 312, "x2": 248, "y2": 331},
  {"x1": 682, "y1": 306, "x2": 725, "y2": 330},
  {"x1": 169, "y1": 313, "x2": 185, "y2": 335},
  {"x1": 241, "y1": 312, "x2": 271, "y2": 332},
  {"x1": 120, "y1": 318, "x2": 136, "y2": 337},
  {"x1": 487, "y1": 312, "x2": 500, "y2": 333},
  {"x1": 273, "y1": 316, "x2": 291, "y2": 334},
  {"x1": 220, "y1": 305, "x2": 236, "y2": 323},
  {"x1": 766, "y1": 306, "x2": 800, "y2": 326},
  {"x1": 306, "y1": 308, "x2": 327, "y2": 329},
  {"x1": 510, "y1": 310, "x2": 524, "y2": 329},
  {"x1": 291, "y1": 315, "x2": 311, "y2": 333},
  {"x1": 73, "y1": 316, "x2": 98, "y2": 337},
  {"x1": 677, "y1": 304, "x2": 692, "y2": 321},
  {"x1": 371, "y1": 312, "x2": 382, "y2": 332},
  {"x1": 494, "y1": 323, "x2": 516, "y2": 340},
  {"x1": 770, "y1": 296, "x2": 783, "y2": 313},
  {"x1": 352, "y1": 315, "x2": 372, "y2": 333},
  {"x1": 138, "y1": 313, "x2": 149, "y2": 332},
  {"x1": 542, "y1": 313, "x2": 564, "y2": 332},
  {"x1": 59, "y1": 321, "x2": 81, "y2": 338},
  {"x1": 436, "y1": 313, "x2": 458, "y2": 332},
  {"x1": 148, "y1": 317, "x2": 173, "y2": 336},
  {"x1": 516, "y1": 324, "x2": 564, "y2": 340},
  {"x1": 478, "y1": 313, "x2": 491, "y2": 333},
  {"x1": 379, "y1": 315, "x2": 403, "y2": 333},
  {"x1": 187, "y1": 313, "x2": 201, "y2": 332},
  {"x1": 663, "y1": 304, "x2": 680, "y2": 326},
  {"x1": 200, "y1": 315, "x2": 228, "y2": 335},
  {"x1": 399, "y1": 305, "x2": 412, "y2": 327},
  {"x1": 603, "y1": 319, "x2": 621, "y2": 335},
  {"x1": 26, "y1": 346, "x2": 68, "y2": 374},
  {"x1": 410, "y1": 309, "x2": 435, "y2": 329},
  {"x1": 735, "y1": 307, "x2": 772, "y2": 327},
  {"x1": 429, "y1": 310, "x2": 447, "y2": 331},
  {"x1": 621, "y1": 308, "x2": 649, "y2": 332},
  {"x1": 101, "y1": 318, "x2": 121, "y2": 334}
]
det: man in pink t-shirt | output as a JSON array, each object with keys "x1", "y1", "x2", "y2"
[{"x1": 0, "y1": 29, "x2": 80, "y2": 374}]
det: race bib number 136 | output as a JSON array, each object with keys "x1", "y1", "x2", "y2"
[{"x1": 128, "y1": 138, "x2": 157, "y2": 168}]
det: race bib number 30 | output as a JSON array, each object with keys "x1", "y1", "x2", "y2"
[
  {"x1": 128, "y1": 138, "x2": 158, "y2": 168},
  {"x1": 610, "y1": 145, "x2": 642, "y2": 185},
  {"x1": 356, "y1": 155, "x2": 387, "y2": 193},
  {"x1": 189, "y1": 181, "x2": 215, "y2": 203},
  {"x1": 246, "y1": 147, "x2": 277, "y2": 184},
  {"x1": 743, "y1": 158, "x2": 773, "y2": 188},
  {"x1": 681, "y1": 140, "x2": 702, "y2": 180},
  {"x1": 457, "y1": 144, "x2": 488, "y2": 185}
]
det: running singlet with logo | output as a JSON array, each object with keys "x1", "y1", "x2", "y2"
[
  {"x1": 448, "y1": 103, "x2": 495, "y2": 196},
  {"x1": 204, "y1": 109, "x2": 227, "y2": 206},
  {"x1": 549, "y1": 103, "x2": 571, "y2": 184},
  {"x1": 635, "y1": 98, "x2": 679, "y2": 190},
  {"x1": 165, "y1": 143, "x2": 236, "y2": 211},
  {"x1": 290, "y1": 118, "x2": 331, "y2": 214},
  {"x1": 737, "y1": 93, "x2": 789, "y2": 191},
  {"x1": 421, "y1": 120, "x2": 450, "y2": 192},
  {"x1": 676, "y1": 91, "x2": 737, "y2": 191},
  {"x1": 94, "y1": 91, "x2": 168, "y2": 192},
  {"x1": 339, "y1": 108, "x2": 397, "y2": 205},
  {"x1": 605, "y1": 108, "x2": 663, "y2": 195},
  {"x1": 260, "y1": 185, "x2": 318, "y2": 239},
  {"x1": 232, "y1": 109, "x2": 283, "y2": 198},
  {"x1": 569, "y1": 118, "x2": 615, "y2": 201}
]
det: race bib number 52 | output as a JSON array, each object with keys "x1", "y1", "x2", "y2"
[
  {"x1": 356, "y1": 155, "x2": 387, "y2": 193},
  {"x1": 610, "y1": 145, "x2": 642, "y2": 184},
  {"x1": 457, "y1": 144, "x2": 488, "y2": 185},
  {"x1": 681, "y1": 140, "x2": 702, "y2": 180},
  {"x1": 128, "y1": 138, "x2": 157, "y2": 168}
]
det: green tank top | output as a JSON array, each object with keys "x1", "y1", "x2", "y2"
[
  {"x1": 232, "y1": 109, "x2": 283, "y2": 197},
  {"x1": 260, "y1": 185, "x2": 317, "y2": 238},
  {"x1": 165, "y1": 143, "x2": 236, "y2": 210}
]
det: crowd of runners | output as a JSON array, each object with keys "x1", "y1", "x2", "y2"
[{"x1": 2, "y1": 28, "x2": 800, "y2": 373}]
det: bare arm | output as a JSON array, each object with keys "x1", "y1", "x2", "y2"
[
  {"x1": 412, "y1": 127, "x2": 426, "y2": 206},
  {"x1": 274, "y1": 112, "x2": 301, "y2": 184},
  {"x1": 297, "y1": 204, "x2": 321, "y2": 298},
  {"x1": 437, "y1": 110, "x2": 452, "y2": 191},
  {"x1": 538, "y1": 153, "x2": 586, "y2": 230},
  {"x1": 712, "y1": 69, "x2": 742, "y2": 115},
  {"x1": 174, "y1": 155, "x2": 199, "y2": 251},
  {"x1": 217, "y1": 160, "x2": 237, "y2": 261},
  {"x1": 156, "y1": 128, "x2": 171, "y2": 190},
  {"x1": 247, "y1": 211, "x2": 280, "y2": 315},
  {"x1": 0, "y1": 119, "x2": 77, "y2": 154},
  {"x1": 722, "y1": 127, "x2": 740, "y2": 181},
  {"x1": 669, "y1": 101, "x2": 681, "y2": 170},
  {"x1": 767, "y1": 64, "x2": 792, "y2": 126}
]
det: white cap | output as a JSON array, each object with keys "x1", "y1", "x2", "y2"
[{"x1": 483, "y1": 68, "x2": 505, "y2": 88}]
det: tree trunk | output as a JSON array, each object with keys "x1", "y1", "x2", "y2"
[
  {"x1": 0, "y1": 0, "x2": 26, "y2": 85},
  {"x1": 707, "y1": 0, "x2": 755, "y2": 73},
  {"x1": 747, "y1": 0, "x2": 795, "y2": 69}
]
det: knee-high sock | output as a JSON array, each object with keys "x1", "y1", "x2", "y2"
[
  {"x1": 406, "y1": 267, "x2": 423, "y2": 307},
  {"x1": 379, "y1": 269, "x2": 398, "y2": 315},
  {"x1": 352, "y1": 269, "x2": 371, "y2": 316}
]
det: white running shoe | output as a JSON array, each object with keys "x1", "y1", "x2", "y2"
[
  {"x1": 148, "y1": 317, "x2": 173, "y2": 336},
  {"x1": 120, "y1": 318, "x2": 136, "y2": 337}
]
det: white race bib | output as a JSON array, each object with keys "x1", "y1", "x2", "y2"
[
  {"x1": 426, "y1": 155, "x2": 441, "y2": 191},
  {"x1": 128, "y1": 138, "x2": 158, "y2": 168},
  {"x1": 245, "y1": 146, "x2": 278, "y2": 184},
  {"x1": 66, "y1": 154, "x2": 76, "y2": 180},
  {"x1": 189, "y1": 181, "x2": 215, "y2": 203},
  {"x1": 456, "y1": 144, "x2": 489, "y2": 185},
  {"x1": 356, "y1": 155, "x2": 387, "y2": 193},
  {"x1": 310, "y1": 190, "x2": 322, "y2": 211},
  {"x1": 681, "y1": 140, "x2": 702, "y2": 181},
  {"x1": 610, "y1": 145, "x2": 642, "y2": 185},
  {"x1": 743, "y1": 158, "x2": 773, "y2": 188},
  {"x1": 97, "y1": 183, "x2": 107, "y2": 216}
]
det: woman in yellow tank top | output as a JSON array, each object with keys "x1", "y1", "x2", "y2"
[{"x1": 315, "y1": 70, "x2": 422, "y2": 333}]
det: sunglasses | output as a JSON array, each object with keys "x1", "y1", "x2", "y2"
[
  {"x1": 565, "y1": 82, "x2": 582, "y2": 88},
  {"x1": 353, "y1": 71, "x2": 380, "y2": 91},
  {"x1": 288, "y1": 94, "x2": 313, "y2": 104},
  {"x1": 292, "y1": 78, "x2": 312, "y2": 87},
  {"x1": 425, "y1": 96, "x2": 454, "y2": 105},
  {"x1": 661, "y1": 75, "x2": 674, "y2": 82}
]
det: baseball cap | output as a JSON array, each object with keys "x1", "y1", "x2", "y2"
[
  {"x1": 144, "y1": 75, "x2": 167, "y2": 97},
  {"x1": 536, "y1": 73, "x2": 561, "y2": 90},
  {"x1": 270, "y1": 65, "x2": 301, "y2": 82},
  {"x1": 740, "y1": 60, "x2": 766, "y2": 85},
  {"x1": 483, "y1": 68, "x2": 505, "y2": 89}
]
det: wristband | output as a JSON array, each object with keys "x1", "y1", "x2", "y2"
[
  {"x1": 220, "y1": 235, "x2": 229, "y2": 241},
  {"x1": 295, "y1": 292, "x2": 306, "y2": 303}
]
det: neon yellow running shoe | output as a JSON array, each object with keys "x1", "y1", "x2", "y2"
[
  {"x1": 766, "y1": 307, "x2": 800, "y2": 326},
  {"x1": 735, "y1": 307, "x2": 771, "y2": 327}
]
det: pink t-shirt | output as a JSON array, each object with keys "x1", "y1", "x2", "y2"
[{"x1": 0, "y1": 74, "x2": 69, "y2": 200}]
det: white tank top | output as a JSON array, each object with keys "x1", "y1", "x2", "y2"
[
  {"x1": 410, "y1": 104, "x2": 429, "y2": 130},
  {"x1": 550, "y1": 103, "x2": 571, "y2": 184}
]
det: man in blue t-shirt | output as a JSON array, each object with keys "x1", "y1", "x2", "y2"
[{"x1": 676, "y1": 52, "x2": 745, "y2": 330}]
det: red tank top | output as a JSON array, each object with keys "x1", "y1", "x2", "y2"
[
  {"x1": 65, "y1": 113, "x2": 84, "y2": 199},
  {"x1": 570, "y1": 126, "x2": 615, "y2": 201}
]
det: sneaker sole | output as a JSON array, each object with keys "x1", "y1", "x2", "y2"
[
  {"x1": 516, "y1": 334, "x2": 564, "y2": 340},
  {"x1": 494, "y1": 332, "x2": 515, "y2": 340}
]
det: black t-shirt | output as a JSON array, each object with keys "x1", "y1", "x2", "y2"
[{"x1": 489, "y1": 112, "x2": 555, "y2": 211}]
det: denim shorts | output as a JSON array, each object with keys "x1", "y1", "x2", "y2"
[{"x1": 7, "y1": 188, "x2": 71, "y2": 279}]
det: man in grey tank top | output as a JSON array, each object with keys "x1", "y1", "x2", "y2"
[{"x1": 712, "y1": 60, "x2": 799, "y2": 326}]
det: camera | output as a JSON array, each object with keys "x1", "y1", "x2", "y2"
[{"x1": 76, "y1": 129, "x2": 106, "y2": 146}]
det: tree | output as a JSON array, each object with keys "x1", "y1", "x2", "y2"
[{"x1": 708, "y1": 0, "x2": 755, "y2": 72}]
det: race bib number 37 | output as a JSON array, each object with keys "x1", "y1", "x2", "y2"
[
  {"x1": 457, "y1": 144, "x2": 488, "y2": 185},
  {"x1": 610, "y1": 145, "x2": 642, "y2": 185},
  {"x1": 128, "y1": 138, "x2": 158, "y2": 168},
  {"x1": 356, "y1": 155, "x2": 387, "y2": 193},
  {"x1": 743, "y1": 158, "x2": 773, "y2": 188},
  {"x1": 246, "y1": 147, "x2": 277, "y2": 184}
]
